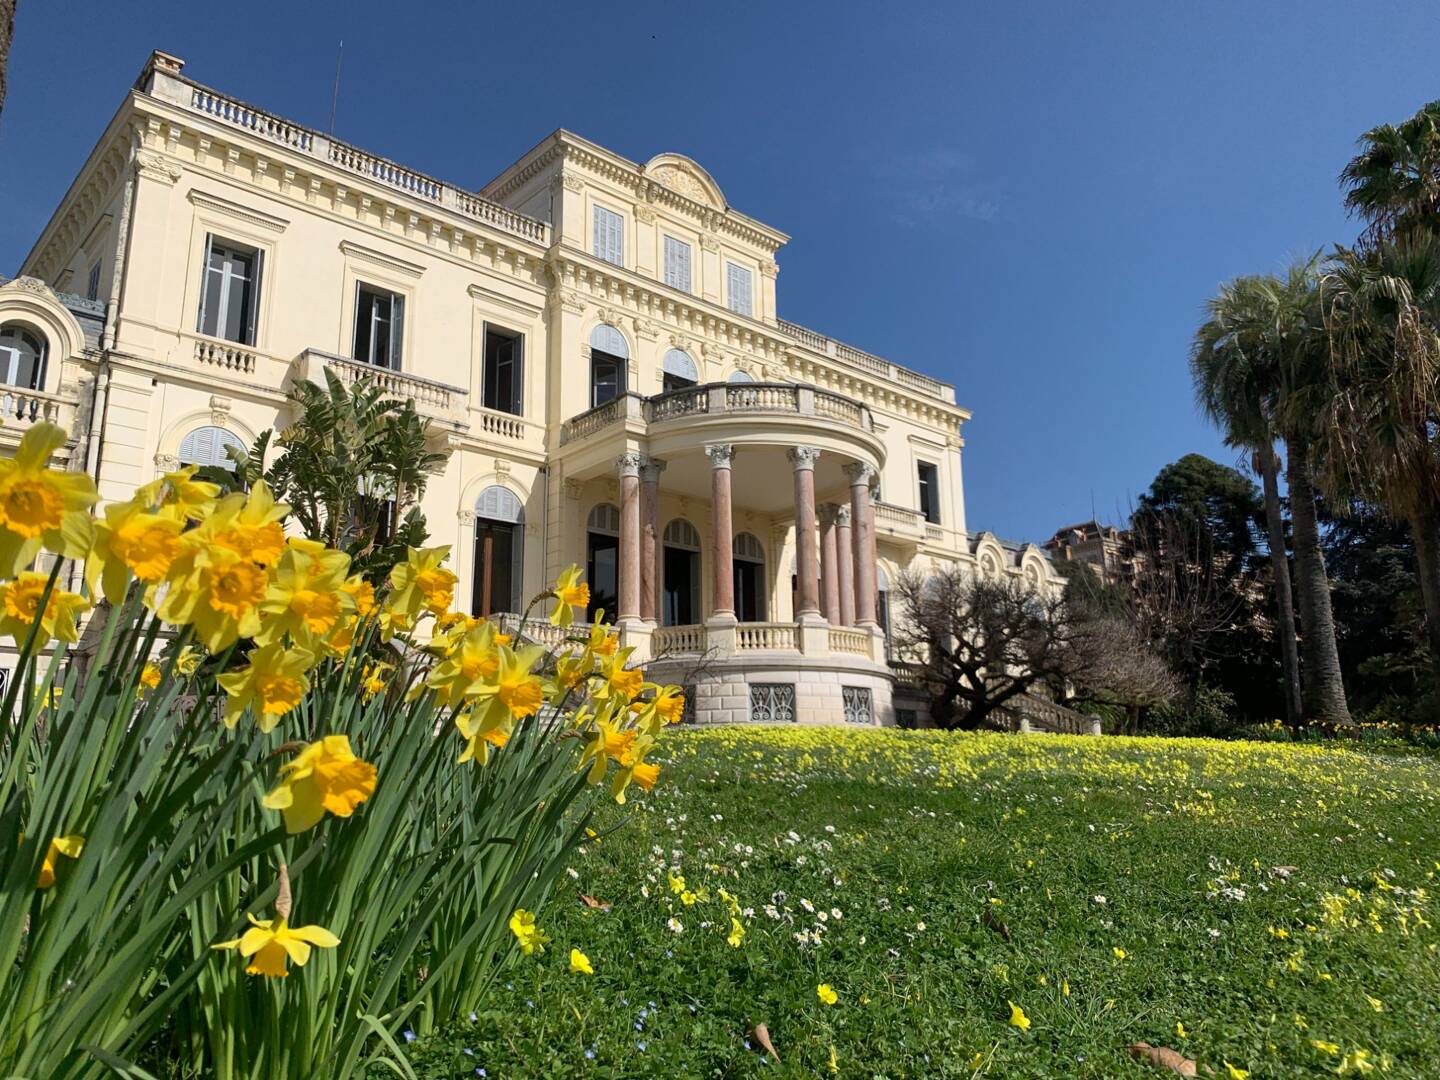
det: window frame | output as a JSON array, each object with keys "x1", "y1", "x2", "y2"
[
  {"x1": 352, "y1": 281, "x2": 406, "y2": 370},
  {"x1": 917, "y1": 460, "x2": 941, "y2": 524},
  {"x1": 0, "y1": 323, "x2": 47, "y2": 391},
  {"x1": 482, "y1": 323, "x2": 525, "y2": 415},
  {"x1": 197, "y1": 234, "x2": 263, "y2": 346},
  {"x1": 86, "y1": 262, "x2": 102, "y2": 302}
]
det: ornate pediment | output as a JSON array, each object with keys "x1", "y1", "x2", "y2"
[{"x1": 642, "y1": 153, "x2": 726, "y2": 211}]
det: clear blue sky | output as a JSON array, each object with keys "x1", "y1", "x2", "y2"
[{"x1": 2, "y1": 1, "x2": 1437, "y2": 543}]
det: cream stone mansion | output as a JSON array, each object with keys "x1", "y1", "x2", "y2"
[{"x1": 0, "y1": 50, "x2": 1063, "y2": 726}]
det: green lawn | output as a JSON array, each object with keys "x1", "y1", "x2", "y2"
[{"x1": 403, "y1": 727, "x2": 1440, "y2": 1079}]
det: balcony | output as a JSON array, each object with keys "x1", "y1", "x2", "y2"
[
  {"x1": 560, "y1": 382, "x2": 875, "y2": 446},
  {"x1": 777, "y1": 319, "x2": 954, "y2": 402},
  {"x1": 289, "y1": 349, "x2": 467, "y2": 427},
  {"x1": 0, "y1": 386, "x2": 79, "y2": 439}
]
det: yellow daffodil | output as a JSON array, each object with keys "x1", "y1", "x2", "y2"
[
  {"x1": 611, "y1": 741, "x2": 660, "y2": 804},
  {"x1": 158, "y1": 545, "x2": 268, "y2": 651},
  {"x1": 727, "y1": 917, "x2": 745, "y2": 947},
  {"x1": 139, "y1": 662, "x2": 162, "y2": 693},
  {"x1": 257, "y1": 540, "x2": 353, "y2": 647},
  {"x1": 569, "y1": 948, "x2": 594, "y2": 974},
  {"x1": 86, "y1": 499, "x2": 184, "y2": 604},
  {"x1": 593, "y1": 648, "x2": 644, "y2": 703},
  {"x1": 508, "y1": 908, "x2": 549, "y2": 955},
  {"x1": 361, "y1": 661, "x2": 391, "y2": 699},
  {"x1": 0, "y1": 423, "x2": 97, "y2": 575},
  {"x1": 136, "y1": 465, "x2": 221, "y2": 523},
  {"x1": 1363, "y1": 993, "x2": 1384, "y2": 1012},
  {"x1": 217, "y1": 643, "x2": 316, "y2": 732},
  {"x1": 549, "y1": 564, "x2": 589, "y2": 627},
  {"x1": 426, "y1": 621, "x2": 503, "y2": 706},
  {"x1": 817, "y1": 983, "x2": 838, "y2": 1006},
  {"x1": 1008, "y1": 1001, "x2": 1031, "y2": 1031},
  {"x1": 388, "y1": 545, "x2": 457, "y2": 618},
  {"x1": 36, "y1": 834, "x2": 84, "y2": 889},
  {"x1": 342, "y1": 575, "x2": 376, "y2": 618},
  {"x1": 320, "y1": 614, "x2": 358, "y2": 657},
  {"x1": 629, "y1": 684, "x2": 686, "y2": 732},
  {"x1": 261, "y1": 734, "x2": 378, "y2": 834},
  {"x1": 211, "y1": 913, "x2": 339, "y2": 977},
  {"x1": 456, "y1": 716, "x2": 512, "y2": 766},
  {"x1": 464, "y1": 643, "x2": 545, "y2": 736},
  {"x1": 1311, "y1": 1040, "x2": 1340, "y2": 1056},
  {"x1": 204, "y1": 481, "x2": 288, "y2": 567},
  {"x1": 584, "y1": 617, "x2": 619, "y2": 657},
  {"x1": 0, "y1": 572, "x2": 90, "y2": 650},
  {"x1": 176, "y1": 645, "x2": 203, "y2": 676},
  {"x1": 580, "y1": 711, "x2": 638, "y2": 785}
]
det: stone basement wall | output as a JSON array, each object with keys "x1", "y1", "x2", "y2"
[{"x1": 647, "y1": 655, "x2": 896, "y2": 727}]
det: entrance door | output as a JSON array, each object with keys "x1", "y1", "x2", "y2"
[
  {"x1": 662, "y1": 519, "x2": 702, "y2": 626},
  {"x1": 732, "y1": 532, "x2": 767, "y2": 622},
  {"x1": 472, "y1": 486, "x2": 524, "y2": 616},
  {"x1": 587, "y1": 533, "x2": 618, "y2": 623}
]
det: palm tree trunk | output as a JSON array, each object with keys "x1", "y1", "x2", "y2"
[
  {"x1": 1257, "y1": 448, "x2": 1302, "y2": 727},
  {"x1": 1286, "y1": 435, "x2": 1351, "y2": 724},
  {"x1": 1408, "y1": 501, "x2": 1440, "y2": 674}
]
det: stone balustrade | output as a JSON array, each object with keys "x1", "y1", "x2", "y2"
[
  {"x1": 0, "y1": 386, "x2": 76, "y2": 433},
  {"x1": 652, "y1": 624, "x2": 706, "y2": 654},
  {"x1": 827, "y1": 626, "x2": 870, "y2": 656},
  {"x1": 736, "y1": 622, "x2": 798, "y2": 651},
  {"x1": 192, "y1": 334, "x2": 260, "y2": 376},
  {"x1": 492, "y1": 613, "x2": 581, "y2": 650},
  {"x1": 777, "y1": 318, "x2": 952, "y2": 401},
  {"x1": 289, "y1": 349, "x2": 466, "y2": 424},
  {"x1": 175, "y1": 81, "x2": 548, "y2": 246}
]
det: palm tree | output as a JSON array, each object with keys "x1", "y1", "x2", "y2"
[
  {"x1": 1191, "y1": 276, "x2": 1302, "y2": 726},
  {"x1": 1340, "y1": 100, "x2": 1440, "y2": 244},
  {"x1": 1318, "y1": 239, "x2": 1440, "y2": 670}
]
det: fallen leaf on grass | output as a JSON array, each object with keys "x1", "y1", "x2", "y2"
[
  {"x1": 751, "y1": 1022, "x2": 781, "y2": 1062},
  {"x1": 981, "y1": 906, "x2": 1012, "y2": 942},
  {"x1": 1128, "y1": 1042, "x2": 1197, "y2": 1077},
  {"x1": 578, "y1": 893, "x2": 611, "y2": 911}
]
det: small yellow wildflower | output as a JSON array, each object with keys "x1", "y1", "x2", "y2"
[
  {"x1": 827, "y1": 1045, "x2": 839, "y2": 1075},
  {"x1": 509, "y1": 909, "x2": 549, "y2": 955},
  {"x1": 211, "y1": 913, "x2": 338, "y2": 977},
  {"x1": 1112, "y1": 946, "x2": 1127, "y2": 960},
  {"x1": 1336, "y1": 1048, "x2": 1374, "y2": 1075},
  {"x1": 1362, "y1": 993, "x2": 1384, "y2": 1012},
  {"x1": 1223, "y1": 1062, "x2": 1249, "y2": 1080},
  {"x1": 817, "y1": 983, "x2": 838, "y2": 1006},
  {"x1": 727, "y1": 917, "x2": 745, "y2": 947},
  {"x1": 36, "y1": 834, "x2": 84, "y2": 889},
  {"x1": 1311, "y1": 1040, "x2": 1340, "y2": 1056},
  {"x1": 139, "y1": 662, "x2": 162, "y2": 693},
  {"x1": 1007, "y1": 1000, "x2": 1031, "y2": 1031},
  {"x1": 569, "y1": 948, "x2": 594, "y2": 975},
  {"x1": 1176, "y1": 1021, "x2": 1188, "y2": 1039}
]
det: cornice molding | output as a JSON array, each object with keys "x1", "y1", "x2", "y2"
[
  {"x1": 338, "y1": 239, "x2": 424, "y2": 278},
  {"x1": 188, "y1": 188, "x2": 289, "y2": 233}
]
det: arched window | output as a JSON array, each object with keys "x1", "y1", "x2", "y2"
[
  {"x1": 589, "y1": 324, "x2": 628, "y2": 408},
  {"x1": 733, "y1": 531, "x2": 766, "y2": 622},
  {"x1": 473, "y1": 485, "x2": 524, "y2": 617},
  {"x1": 727, "y1": 369, "x2": 754, "y2": 384},
  {"x1": 179, "y1": 426, "x2": 246, "y2": 471},
  {"x1": 662, "y1": 348, "x2": 698, "y2": 392},
  {"x1": 662, "y1": 519, "x2": 701, "y2": 626},
  {"x1": 586, "y1": 502, "x2": 620, "y2": 622},
  {"x1": 0, "y1": 323, "x2": 47, "y2": 391}
]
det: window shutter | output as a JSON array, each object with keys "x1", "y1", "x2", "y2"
[
  {"x1": 593, "y1": 207, "x2": 604, "y2": 261},
  {"x1": 390, "y1": 293, "x2": 405, "y2": 369},
  {"x1": 245, "y1": 248, "x2": 264, "y2": 345},
  {"x1": 511, "y1": 335, "x2": 524, "y2": 415}
]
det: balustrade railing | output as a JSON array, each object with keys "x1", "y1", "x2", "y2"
[
  {"x1": 296, "y1": 350, "x2": 461, "y2": 415},
  {"x1": 560, "y1": 396, "x2": 628, "y2": 444},
  {"x1": 736, "y1": 623, "x2": 798, "y2": 651},
  {"x1": 175, "y1": 80, "x2": 548, "y2": 246},
  {"x1": 874, "y1": 501, "x2": 922, "y2": 530},
  {"x1": 725, "y1": 383, "x2": 796, "y2": 413},
  {"x1": 193, "y1": 336, "x2": 258, "y2": 376},
  {"x1": 0, "y1": 386, "x2": 69, "y2": 429},
  {"x1": 648, "y1": 386, "x2": 709, "y2": 422},
  {"x1": 827, "y1": 627, "x2": 871, "y2": 656},
  {"x1": 813, "y1": 389, "x2": 868, "y2": 428},
  {"x1": 778, "y1": 318, "x2": 952, "y2": 400},
  {"x1": 493, "y1": 613, "x2": 583, "y2": 650},
  {"x1": 475, "y1": 408, "x2": 527, "y2": 441},
  {"x1": 652, "y1": 624, "x2": 706, "y2": 654}
]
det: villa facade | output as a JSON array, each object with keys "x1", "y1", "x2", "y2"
[{"x1": 1, "y1": 50, "x2": 1063, "y2": 725}]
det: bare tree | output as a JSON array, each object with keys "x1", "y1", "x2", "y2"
[
  {"x1": 1063, "y1": 609, "x2": 1181, "y2": 729},
  {"x1": 892, "y1": 569, "x2": 1085, "y2": 731}
]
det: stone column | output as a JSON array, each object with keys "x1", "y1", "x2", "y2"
[
  {"x1": 789, "y1": 446, "x2": 822, "y2": 619},
  {"x1": 845, "y1": 461, "x2": 879, "y2": 627},
  {"x1": 639, "y1": 457, "x2": 666, "y2": 623},
  {"x1": 706, "y1": 444, "x2": 736, "y2": 621},
  {"x1": 617, "y1": 452, "x2": 643, "y2": 622},
  {"x1": 819, "y1": 503, "x2": 841, "y2": 622},
  {"x1": 835, "y1": 503, "x2": 855, "y2": 626}
]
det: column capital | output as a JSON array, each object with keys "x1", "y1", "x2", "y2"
[
  {"x1": 616, "y1": 451, "x2": 646, "y2": 478},
  {"x1": 834, "y1": 503, "x2": 853, "y2": 527},
  {"x1": 843, "y1": 461, "x2": 877, "y2": 486},
  {"x1": 705, "y1": 443, "x2": 735, "y2": 469},
  {"x1": 787, "y1": 445, "x2": 822, "y2": 471},
  {"x1": 639, "y1": 457, "x2": 667, "y2": 483}
]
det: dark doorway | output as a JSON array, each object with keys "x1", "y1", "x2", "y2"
[
  {"x1": 587, "y1": 533, "x2": 619, "y2": 623},
  {"x1": 663, "y1": 546, "x2": 699, "y2": 625},
  {"x1": 473, "y1": 521, "x2": 520, "y2": 616}
]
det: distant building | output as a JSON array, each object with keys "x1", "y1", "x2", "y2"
[{"x1": 1042, "y1": 520, "x2": 1140, "y2": 586}]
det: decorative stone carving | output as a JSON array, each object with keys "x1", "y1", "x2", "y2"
[
  {"x1": 705, "y1": 443, "x2": 735, "y2": 469},
  {"x1": 760, "y1": 259, "x2": 779, "y2": 279},
  {"x1": 458, "y1": 509, "x2": 476, "y2": 526},
  {"x1": 153, "y1": 453, "x2": 181, "y2": 471},
  {"x1": 699, "y1": 234, "x2": 720, "y2": 253},
  {"x1": 639, "y1": 457, "x2": 667, "y2": 483},
  {"x1": 633, "y1": 318, "x2": 658, "y2": 339},
  {"x1": 668, "y1": 332, "x2": 691, "y2": 350},
  {"x1": 615, "y1": 451, "x2": 646, "y2": 477},
  {"x1": 650, "y1": 163, "x2": 710, "y2": 205},
  {"x1": 835, "y1": 504, "x2": 852, "y2": 527},
  {"x1": 7, "y1": 276, "x2": 50, "y2": 295},
  {"x1": 561, "y1": 173, "x2": 585, "y2": 192},
  {"x1": 843, "y1": 461, "x2": 877, "y2": 486},
  {"x1": 208, "y1": 395, "x2": 232, "y2": 427},
  {"x1": 635, "y1": 205, "x2": 657, "y2": 225},
  {"x1": 787, "y1": 446, "x2": 821, "y2": 470},
  {"x1": 135, "y1": 149, "x2": 182, "y2": 185}
]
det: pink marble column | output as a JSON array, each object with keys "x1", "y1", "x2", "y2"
[
  {"x1": 835, "y1": 503, "x2": 855, "y2": 626},
  {"x1": 617, "y1": 452, "x2": 643, "y2": 621},
  {"x1": 819, "y1": 503, "x2": 841, "y2": 623},
  {"x1": 789, "y1": 446, "x2": 822, "y2": 618},
  {"x1": 706, "y1": 444, "x2": 736, "y2": 619},
  {"x1": 639, "y1": 457, "x2": 665, "y2": 623},
  {"x1": 845, "y1": 461, "x2": 878, "y2": 627}
]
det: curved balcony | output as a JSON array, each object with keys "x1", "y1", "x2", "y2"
[{"x1": 560, "y1": 382, "x2": 875, "y2": 447}]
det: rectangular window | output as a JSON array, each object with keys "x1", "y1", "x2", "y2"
[
  {"x1": 482, "y1": 326, "x2": 524, "y2": 415},
  {"x1": 86, "y1": 262, "x2": 102, "y2": 302},
  {"x1": 917, "y1": 461, "x2": 940, "y2": 524},
  {"x1": 726, "y1": 262, "x2": 753, "y2": 317},
  {"x1": 842, "y1": 686, "x2": 874, "y2": 725},
  {"x1": 353, "y1": 283, "x2": 405, "y2": 370},
  {"x1": 593, "y1": 205, "x2": 624, "y2": 266},
  {"x1": 663, "y1": 235, "x2": 692, "y2": 292},
  {"x1": 198, "y1": 236, "x2": 261, "y2": 345},
  {"x1": 749, "y1": 683, "x2": 796, "y2": 723}
]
